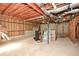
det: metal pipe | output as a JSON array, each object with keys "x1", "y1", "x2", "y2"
[
  {"x1": 47, "y1": 3, "x2": 79, "y2": 14},
  {"x1": 62, "y1": 9, "x2": 79, "y2": 16},
  {"x1": 47, "y1": 21, "x2": 50, "y2": 44},
  {"x1": 36, "y1": 3, "x2": 50, "y2": 16},
  {"x1": 52, "y1": 9, "x2": 79, "y2": 22}
]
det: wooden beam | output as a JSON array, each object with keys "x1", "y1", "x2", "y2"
[
  {"x1": 27, "y1": 3, "x2": 45, "y2": 15},
  {"x1": 10, "y1": 4, "x2": 27, "y2": 16},
  {"x1": 1, "y1": 4, "x2": 12, "y2": 14},
  {"x1": 15, "y1": 9, "x2": 32, "y2": 16},
  {"x1": 3, "y1": 4, "x2": 15, "y2": 14},
  {"x1": 15, "y1": 10, "x2": 37, "y2": 18},
  {"x1": 21, "y1": 13, "x2": 40, "y2": 19},
  {"x1": 24, "y1": 16, "x2": 43, "y2": 21},
  {"x1": 8, "y1": 4, "x2": 22, "y2": 15},
  {"x1": 22, "y1": 11, "x2": 39, "y2": 17},
  {"x1": 4, "y1": 4, "x2": 21, "y2": 15},
  {"x1": 16, "y1": 9, "x2": 33, "y2": 16}
]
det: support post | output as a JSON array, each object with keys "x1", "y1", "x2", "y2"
[
  {"x1": 55, "y1": 22, "x2": 58, "y2": 39},
  {"x1": 47, "y1": 21, "x2": 50, "y2": 44}
]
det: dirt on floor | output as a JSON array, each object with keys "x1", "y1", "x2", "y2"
[{"x1": 0, "y1": 36, "x2": 79, "y2": 56}]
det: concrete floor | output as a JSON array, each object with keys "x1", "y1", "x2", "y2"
[{"x1": 0, "y1": 36, "x2": 79, "y2": 56}]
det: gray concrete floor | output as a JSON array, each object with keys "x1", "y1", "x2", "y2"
[{"x1": 0, "y1": 36, "x2": 79, "y2": 56}]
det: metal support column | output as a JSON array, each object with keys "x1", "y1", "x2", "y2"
[
  {"x1": 62, "y1": 22, "x2": 64, "y2": 37},
  {"x1": 55, "y1": 22, "x2": 58, "y2": 39},
  {"x1": 47, "y1": 21, "x2": 50, "y2": 44}
]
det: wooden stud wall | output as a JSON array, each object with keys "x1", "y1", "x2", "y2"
[
  {"x1": 0, "y1": 14, "x2": 34, "y2": 37},
  {"x1": 69, "y1": 20, "x2": 76, "y2": 43},
  {"x1": 68, "y1": 16, "x2": 79, "y2": 43}
]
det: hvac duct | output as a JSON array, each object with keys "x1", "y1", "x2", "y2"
[
  {"x1": 47, "y1": 3, "x2": 79, "y2": 14},
  {"x1": 62, "y1": 9, "x2": 79, "y2": 16},
  {"x1": 36, "y1": 3, "x2": 50, "y2": 15}
]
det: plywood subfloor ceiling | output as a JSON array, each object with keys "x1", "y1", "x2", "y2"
[
  {"x1": 0, "y1": 3, "x2": 41, "y2": 20},
  {"x1": 0, "y1": 3, "x2": 70, "y2": 23}
]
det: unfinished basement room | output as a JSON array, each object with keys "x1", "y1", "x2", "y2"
[{"x1": 0, "y1": 3, "x2": 79, "y2": 56}]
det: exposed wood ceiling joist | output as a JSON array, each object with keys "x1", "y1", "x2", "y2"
[
  {"x1": 10, "y1": 4, "x2": 28, "y2": 16},
  {"x1": 24, "y1": 16, "x2": 43, "y2": 21},
  {"x1": 0, "y1": 3, "x2": 42, "y2": 21},
  {"x1": 1, "y1": 4, "x2": 12, "y2": 14},
  {"x1": 6, "y1": 4, "x2": 22, "y2": 15},
  {"x1": 3, "y1": 4, "x2": 16, "y2": 14},
  {"x1": 0, "y1": 3, "x2": 78, "y2": 24}
]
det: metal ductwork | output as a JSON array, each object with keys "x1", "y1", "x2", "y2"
[
  {"x1": 47, "y1": 3, "x2": 79, "y2": 14},
  {"x1": 26, "y1": 3, "x2": 79, "y2": 17},
  {"x1": 36, "y1": 3, "x2": 50, "y2": 16},
  {"x1": 62, "y1": 9, "x2": 79, "y2": 16},
  {"x1": 26, "y1": 3, "x2": 79, "y2": 23},
  {"x1": 36, "y1": 3, "x2": 79, "y2": 19}
]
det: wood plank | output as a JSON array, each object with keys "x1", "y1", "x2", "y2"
[
  {"x1": 3, "y1": 4, "x2": 16, "y2": 14},
  {"x1": 4, "y1": 4, "x2": 21, "y2": 15},
  {"x1": 11, "y1": 4, "x2": 29, "y2": 16},
  {"x1": 1, "y1": 4, "x2": 12, "y2": 14}
]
